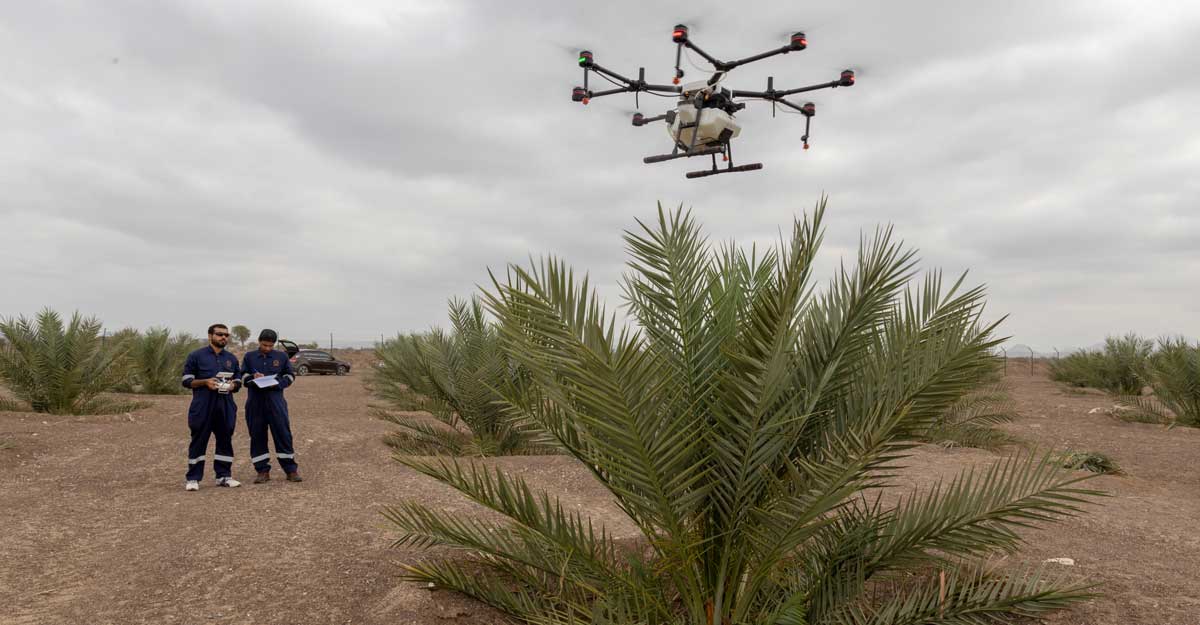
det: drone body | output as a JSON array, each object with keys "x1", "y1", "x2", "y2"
[{"x1": 572, "y1": 25, "x2": 856, "y2": 179}]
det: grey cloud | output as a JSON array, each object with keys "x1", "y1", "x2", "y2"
[{"x1": 1, "y1": 0, "x2": 1198, "y2": 349}]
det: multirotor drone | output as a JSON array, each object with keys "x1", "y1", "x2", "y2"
[{"x1": 571, "y1": 24, "x2": 856, "y2": 178}]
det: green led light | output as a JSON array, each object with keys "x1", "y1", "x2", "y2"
[{"x1": 578, "y1": 57, "x2": 587, "y2": 64}]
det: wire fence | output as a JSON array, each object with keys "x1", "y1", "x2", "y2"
[{"x1": 993, "y1": 346, "x2": 1071, "y2": 376}]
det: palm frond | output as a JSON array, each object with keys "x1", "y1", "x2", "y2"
[
  {"x1": 0, "y1": 309, "x2": 129, "y2": 414},
  {"x1": 386, "y1": 199, "x2": 1101, "y2": 625},
  {"x1": 821, "y1": 562, "x2": 1096, "y2": 625},
  {"x1": 373, "y1": 296, "x2": 547, "y2": 456}
]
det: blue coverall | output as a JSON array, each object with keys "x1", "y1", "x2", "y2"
[
  {"x1": 181, "y1": 346, "x2": 242, "y2": 481},
  {"x1": 240, "y1": 349, "x2": 298, "y2": 474}
]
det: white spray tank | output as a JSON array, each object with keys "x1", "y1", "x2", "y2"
[{"x1": 667, "y1": 78, "x2": 741, "y2": 147}]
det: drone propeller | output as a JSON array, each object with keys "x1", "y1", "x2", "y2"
[
  {"x1": 549, "y1": 41, "x2": 600, "y2": 57},
  {"x1": 664, "y1": 17, "x2": 705, "y2": 34}
]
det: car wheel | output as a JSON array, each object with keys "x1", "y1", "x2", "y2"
[
  {"x1": 336, "y1": 365, "x2": 348, "y2": 376},
  {"x1": 296, "y1": 364, "x2": 310, "y2": 376}
]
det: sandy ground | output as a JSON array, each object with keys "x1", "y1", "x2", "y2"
[{"x1": 1, "y1": 364, "x2": 1198, "y2": 625}]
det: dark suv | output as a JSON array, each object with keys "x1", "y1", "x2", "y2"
[{"x1": 290, "y1": 350, "x2": 352, "y2": 376}]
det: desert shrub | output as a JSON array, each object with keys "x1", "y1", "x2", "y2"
[
  {"x1": 373, "y1": 297, "x2": 548, "y2": 456},
  {"x1": 1048, "y1": 333, "x2": 1152, "y2": 395},
  {"x1": 384, "y1": 201, "x2": 1099, "y2": 624},
  {"x1": 1128, "y1": 337, "x2": 1200, "y2": 428},
  {"x1": 131, "y1": 327, "x2": 201, "y2": 394},
  {"x1": 1058, "y1": 450, "x2": 1123, "y2": 475},
  {"x1": 1106, "y1": 403, "x2": 1170, "y2": 425},
  {"x1": 0, "y1": 309, "x2": 131, "y2": 414},
  {"x1": 105, "y1": 327, "x2": 143, "y2": 392},
  {"x1": 921, "y1": 381, "x2": 1020, "y2": 450}
]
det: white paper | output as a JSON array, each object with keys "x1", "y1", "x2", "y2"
[{"x1": 251, "y1": 374, "x2": 278, "y2": 388}]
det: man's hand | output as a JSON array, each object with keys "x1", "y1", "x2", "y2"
[
  {"x1": 254, "y1": 372, "x2": 265, "y2": 379},
  {"x1": 205, "y1": 378, "x2": 219, "y2": 391}
]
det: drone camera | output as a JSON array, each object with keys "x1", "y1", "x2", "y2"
[
  {"x1": 672, "y1": 24, "x2": 689, "y2": 43},
  {"x1": 790, "y1": 32, "x2": 807, "y2": 51},
  {"x1": 578, "y1": 50, "x2": 594, "y2": 68},
  {"x1": 632, "y1": 113, "x2": 645, "y2": 126},
  {"x1": 801, "y1": 102, "x2": 815, "y2": 117},
  {"x1": 839, "y1": 69, "x2": 856, "y2": 86}
]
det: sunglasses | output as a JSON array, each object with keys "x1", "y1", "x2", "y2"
[{"x1": 213, "y1": 332, "x2": 231, "y2": 337}]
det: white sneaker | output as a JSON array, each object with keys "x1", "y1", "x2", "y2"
[
  {"x1": 216, "y1": 477, "x2": 241, "y2": 488},
  {"x1": 185, "y1": 480, "x2": 200, "y2": 491}
]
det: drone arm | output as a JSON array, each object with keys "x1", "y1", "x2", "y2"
[
  {"x1": 682, "y1": 40, "x2": 727, "y2": 70},
  {"x1": 643, "y1": 83, "x2": 683, "y2": 94},
  {"x1": 730, "y1": 89, "x2": 772, "y2": 99},
  {"x1": 632, "y1": 112, "x2": 671, "y2": 127},
  {"x1": 723, "y1": 45, "x2": 793, "y2": 71},
  {"x1": 776, "y1": 80, "x2": 841, "y2": 97},
  {"x1": 584, "y1": 62, "x2": 682, "y2": 98},
  {"x1": 773, "y1": 98, "x2": 810, "y2": 113},
  {"x1": 588, "y1": 86, "x2": 636, "y2": 99},
  {"x1": 589, "y1": 63, "x2": 634, "y2": 85}
]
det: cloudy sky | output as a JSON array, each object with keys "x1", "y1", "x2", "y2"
[{"x1": 2, "y1": 0, "x2": 1198, "y2": 350}]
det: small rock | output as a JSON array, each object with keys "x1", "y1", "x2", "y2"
[
  {"x1": 1044, "y1": 557, "x2": 1075, "y2": 566},
  {"x1": 1087, "y1": 408, "x2": 1104, "y2": 414}
]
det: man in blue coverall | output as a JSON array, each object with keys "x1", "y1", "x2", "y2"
[
  {"x1": 240, "y1": 328, "x2": 302, "y2": 483},
  {"x1": 180, "y1": 323, "x2": 243, "y2": 491}
]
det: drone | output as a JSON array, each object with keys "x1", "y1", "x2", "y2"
[{"x1": 571, "y1": 24, "x2": 856, "y2": 179}]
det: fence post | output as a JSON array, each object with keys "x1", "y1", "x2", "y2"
[
  {"x1": 1029, "y1": 350, "x2": 1034, "y2": 375},
  {"x1": 1001, "y1": 348, "x2": 1007, "y2": 376}
]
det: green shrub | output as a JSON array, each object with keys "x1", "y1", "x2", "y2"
[
  {"x1": 373, "y1": 297, "x2": 549, "y2": 456},
  {"x1": 1130, "y1": 337, "x2": 1200, "y2": 427},
  {"x1": 105, "y1": 327, "x2": 143, "y2": 392},
  {"x1": 922, "y1": 381, "x2": 1020, "y2": 450},
  {"x1": 384, "y1": 201, "x2": 1099, "y2": 624},
  {"x1": 131, "y1": 327, "x2": 201, "y2": 394},
  {"x1": 1049, "y1": 333, "x2": 1152, "y2": 395},
  {"x1": 0, "y1": 309, "x2": 130, "y2": 414},
  {"x1": 1058, "y1": 450, "x2": 1123, "y2": 475}
]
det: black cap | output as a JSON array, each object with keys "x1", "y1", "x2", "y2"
[{"x1": 258, "y1": 328, "x2": 278, "y2": 341}]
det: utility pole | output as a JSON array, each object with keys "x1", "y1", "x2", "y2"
[{"x1": 329, "y1": 333, "x2": 334, "y2": 351}]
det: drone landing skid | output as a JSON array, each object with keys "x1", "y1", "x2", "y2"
[
  {"x1": 686, "y1": 162, "x2": 763, "y2": 179},
  {"x1": 643, "y1": 145, "x2": 724, "y2": 164}
]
